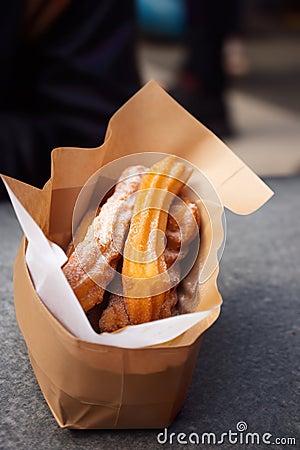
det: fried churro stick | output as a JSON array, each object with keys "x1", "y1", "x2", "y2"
[
  {"x1": 122, "y1": 156, "x2": 193, "y2": 325},
  {"x1": 164, "y1": 196, "x2": 200, "y2": 286},
  {"x1": 99, "y1": 293, "x2": 130, "y2": 333},
  {"x1": 99, "y1": 196, "x2": 200, "y2": 332},
  {"x1": 63, "y1": 165, "x2": 146, "y2": 312},
  {"x1": 158, "y1": 196, "x2": 200, "y2": 318}
]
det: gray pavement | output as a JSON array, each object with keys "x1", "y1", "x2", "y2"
[{"x1": 0, "y1": 176, "x2": 299, "y2": 449}]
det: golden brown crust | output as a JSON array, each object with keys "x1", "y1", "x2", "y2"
[
  {"x1": 122, "y1": 156, "x2": 193, "y2": 325},
  {"x1": 99, "y1": 195, "x2": 200, "y2": 332},
  {"x1": 99, "y1": 294, "x2": 130, "y2": 333},
  {"x1": 63, "y1": 165, "x2": 146, "y2": 312},
  {"x1": 64, "y1": 158, "x2": 200, "y2": 332}
]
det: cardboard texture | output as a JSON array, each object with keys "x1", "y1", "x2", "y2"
[{"x1": 2, "y1": 81, "x2": 273, "y2": 429}]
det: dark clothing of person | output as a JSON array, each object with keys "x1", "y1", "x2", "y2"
[
  {"x1": 0, "y1": 0, "x2": 140, "y2": 196},
  {"x1": 185, "y1": 0, "x2": 240, "y2": 95},
  {"x1": 172, "y1": 0, "x2": 240, "y2": 137}
]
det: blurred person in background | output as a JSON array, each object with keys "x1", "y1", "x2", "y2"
[
  {"x1": 0, "y1": 0, "x2": 140, "y2": 199},
  {"x1": 172, "y1": 0, "x2": 242, "y2": 138}
]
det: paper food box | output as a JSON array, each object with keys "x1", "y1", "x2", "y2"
[{"x1": 1, "y1": 81, "x2": 273, "y2": 429}]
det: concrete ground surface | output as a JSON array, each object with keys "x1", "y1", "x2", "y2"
[{"x1": 0, "y1": 175, "x2": 299, "y2": 449}]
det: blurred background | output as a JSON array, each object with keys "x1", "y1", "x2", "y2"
[
  {"x1": 0, "y1": 0, "x2": 299, "y2": 192},
  {"x1": 1, "y1": 2, "x2": 299, "y2": 445},
  {"x1": 136, "y1": 0, "x2": 300, "y2": 177}
]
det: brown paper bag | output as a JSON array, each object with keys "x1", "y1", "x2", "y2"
[{"x1": 3, "y1": 81, "x2": 273, "y2": 429}]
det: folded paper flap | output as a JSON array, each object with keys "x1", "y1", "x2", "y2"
[
  {"x1": 47, "y1": 81, "x2": 272, "y2": 228},
  {"x1": 218, "y1": 164, "x2": 274, "y2": 214},
  {"x1": 1, "y1": 174, "x2": 51, "y2": 232},
  {"x1": 50, "y1": 146, "x2": 107, "y2": 190},
  {"x1": 107, "y1": 80, "x2": 273, "y2": 215}
]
